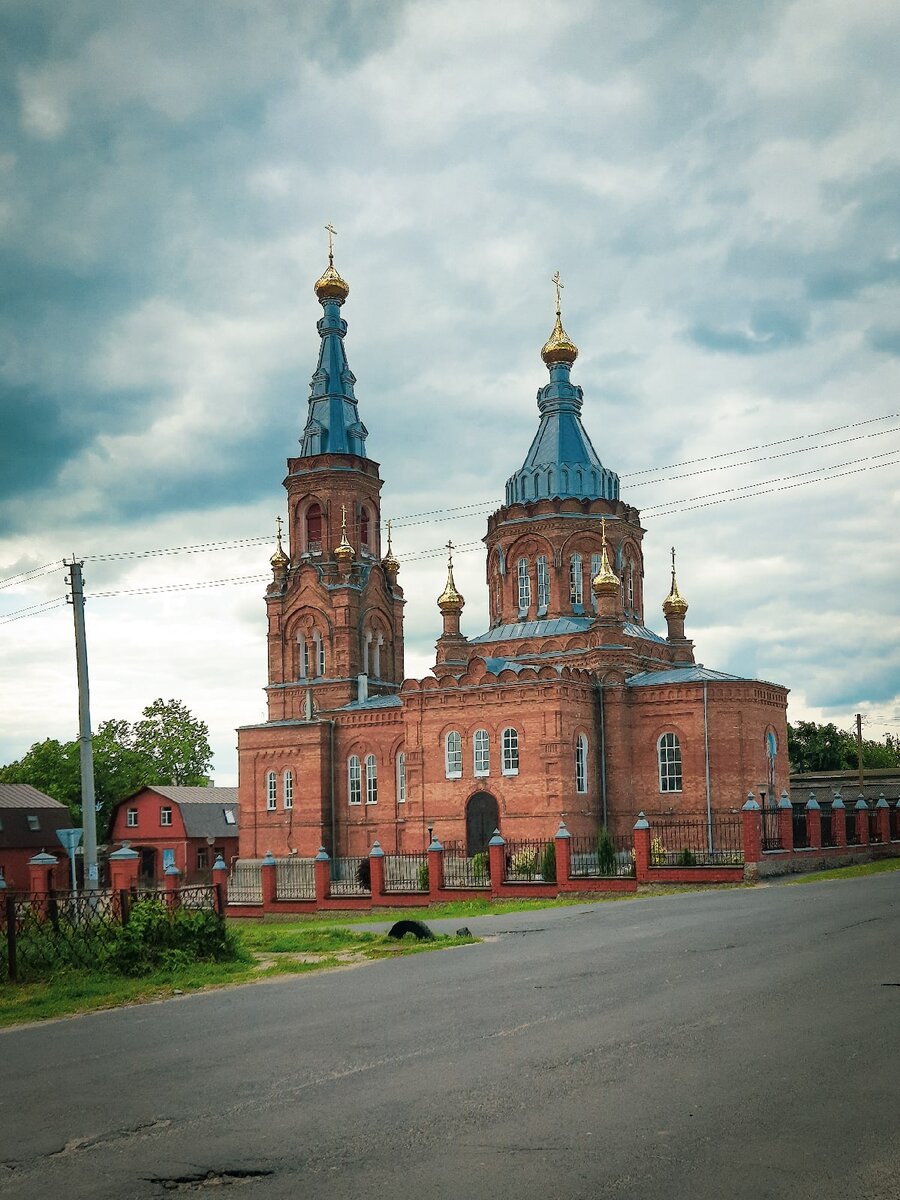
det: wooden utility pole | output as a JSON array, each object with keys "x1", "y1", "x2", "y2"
[{"x1": 855, "y1": 713, "x2": 865, "y2": 794}]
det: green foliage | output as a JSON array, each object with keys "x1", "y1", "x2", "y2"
[
  {"x1": 109, "y1": 901, "x2": 240, "y2": 976},
  {"x1": 471, "y1": 851, "x2": 489, "y2": 882},
  {"x1": 676, "y1": 847, "x2": 697, "y2": 867},
  {"x1": 649, "y1": 837, "x2": 667, "y2": 867},
  {"x1": 510, "y1": 848, "x2": 538, "y2": 875},
  {"x1": 540, "y1": 841, "x2": 556, "y2": 883},
  {"x1": 788, "y1": 720, "x2": 900, "y2": 773},
  {"x1": 597, "y1": 827, "x2": 617, "y2": 876},
  {"x1": 0, "y1": 698, "x2": 213, "y2": 833},
  {"x1": 416, "y1": 860, "x2": 430, "y2": 891}
]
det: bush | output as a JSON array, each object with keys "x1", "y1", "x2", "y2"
[
  {"x1": 649, "y1": 836, "x2": 667, "y2": 867},
  {"x1": 109, "y1": 900, "x2": 240, "y2": 976},
  {"x1": 540, "y1": 841, "x2": 556, "y2": 883},
  {"x1": 676, "y1": 847, "x2": 697, "y2": 867},
  {"x1": 597, "y1": 827, "x2": 617, "y2": 875},
  {"x1": 416, "y1": 861, "x2": 429, "y2": 891},
  {"x1": 510, "y1": 848, "x2": 538, "y2": 876},
  {"x1": 356, "y1": 858, "x2": 372, "y2": 891},
  {"x1": 472, "y1": 851, "x2": 490, "y2": 882}
]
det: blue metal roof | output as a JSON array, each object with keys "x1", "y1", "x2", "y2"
[
  {"x1": 626, "y1": 666, "x2": 752, "y2": 687},
  {"x1": 482, "y1": 657, "x2": 528, "y2": 675},
  {"x1": 471, "y1": 617, "x2": 668, "y2": 646},
  {"x1": 299, "y1": 294, "x2": 368, "y2": 457},
  {"x1": 338, "y1": 694, "x2": 403, "y2": 710}
]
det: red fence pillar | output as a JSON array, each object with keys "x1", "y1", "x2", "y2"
[
  {"x1": 633, "y1": 815, "x2": 650, "y2": 884},
  {"x1": 28, "y1": 851, "x2": 58, "y2": 899},
  {"x1": 778, "y1": 792, "x2": 794, "y2": 853},
  {"x1": 369, "y1": 841, "x2": 386, "y2": 899},
  {"x1": 555, "y1": 823, "x2": 572, "y2": 887},
  {"x1": 260, "y1": 851, "x2": 277, "y2": 910},
  {"x1": 428, "y1": 838, "x2": 444, "y2": 901},
  {"x1": 164, "y1": 864, "x2": 181, "y2": 911},
  {"x1": 212, "y1": 855, "x2": 229, "y2": 911},
  {"x1": 741, "y1": 796, "x2": 762, "y2": 864},
  {"x1": 314, "y1": 848, "x2": 331, "y2": 904},
  {"x1": 875, "y1": 797, "x2": 890, "y2": 843},
  {"x1": 488, "y1": 831, "x2": 506, "y2": 898},
  {"x1": 109, "y1": 845, "x2": 140, "y2": 893},
  {"x1": 832, "y1": 797, "x2": 847, "y2": 847},
  {"x1": 805, "y1": 797, "x2": 822, "y2": 850},
  {"x1": 855, "y1": 799, "x2": 870, "y2": 846}
]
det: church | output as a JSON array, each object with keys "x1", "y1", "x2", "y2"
[{"x1": 236, "y1": 242, "x2": 790, "y2": 861}]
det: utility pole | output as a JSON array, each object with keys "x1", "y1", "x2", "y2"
[
  {"x1": 855, "y1": 713, "x2": 865, "y2": 794},
  {"x1": 66, "y1": 560, "x2": 99, "y2": 891}
]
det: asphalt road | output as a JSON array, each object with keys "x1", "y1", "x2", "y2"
[{"x1": 1, "y1": 875, "x2": 898, "y2": 1200}]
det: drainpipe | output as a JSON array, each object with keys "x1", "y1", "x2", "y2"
[
  {"x1": 328, "y1": 719, "x2": 336, "y2": 858},
  {"x1": 703, "y1": 682, "x2": 712, "y2": 853},
  {"x1": 598, "y1": 683, "x2": 608, "y2": 830}
]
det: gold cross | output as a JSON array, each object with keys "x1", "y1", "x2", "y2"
[
  {"x1": 671, "y1": 546, "x2": 676, "y2": 572},
  {"x1": 341, "y1": 503, "x2": 347, "y2": 531},
  {"x1": 275, "y1": 515, "x2": 283, "y2": 539},
  {"x1": 446, "y1": 539, "x2": 454, "y2": 568},
  {"x1": 386, "y1": 519, "x2": 393, "y2": 551},
  {"x1": 325, "y1": 222, "x2": 337, "y2": 263},
  {"x1": 601, "y1": 516, "x2": 607, "y2": 547},
  {"x1": 552, "y1": 270, "x2": 563, "y2": 316}
]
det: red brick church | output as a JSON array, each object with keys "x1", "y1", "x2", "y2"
[{"x1": 236, "y1": 248, "x2": 789, "y2": 860}]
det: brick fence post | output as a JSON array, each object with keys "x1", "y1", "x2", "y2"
[
  {"x1": 109, "y1": 844, "x2": 140, "y2": 920},
  {"x1": 212, "y1": 854, "x2": 229, "y2": 912},
  {"x1": 805, "y1": 795, "x2": 822, "y2": 850},
  {"x1": 555, "y1": 822, "x2": 571, "y2": 889},
  {"x1": 28, "y1": 852, "x2": 58, "y2": 920},
  {"x1": 875, "y1": 796, "x2": 890, "y2": 843},
  {"x1": 633, "y1": 814, "x2": 650, "y2": 884},
  {"x1": 778, "y1": 791, "x2": 794, "y2": 853},
  {"x1": 164, "y1": 863, "x2": 181, "y2": 911},
  {"x1": 855, "y1": 798, "x2": 870, "y2": 847},
  {"x1": 832, "y1": 793, "x2": 847, "y2": 847},
  {"x1": 741, "y1": 795, "x2": 762, "y2": 865},
  {"x1": 369, "y1": 841, "x2": 386, "y2": 899},
  {"x1": 314, "y1": 847, "x2": 331, "y2": 905},
  {"x1": 488, "y1": 830, "x2": 506, "y2": 898},
  {"x1": 427, "y1": 837, "x2": 444, "y2": 901},
  {"x1": 260, "y1": 851, "x2": 277, "y2": 910}
]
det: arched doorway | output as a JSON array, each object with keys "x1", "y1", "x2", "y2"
[{"x1": 466, "y1": 792, "x2": 499, "y2": 857}]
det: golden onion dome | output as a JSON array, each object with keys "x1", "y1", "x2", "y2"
[
  {"x1": 381, "y1": 520, "x2": 400, "y2": 574},
  {"x1": 591, "y1": 544, "x2": 620, "y2": 596},
  {"x1": 663, "y1": 575, "x2": 688, "y2": 618},
  {"x1": 541, "y1": 311, "x2": 578, "y2": 365},
  {"x1": 333, "y1": 504, "x2": 355, "y2": 564},
  {"x1": 437, "y1": 548, "x2": 465, "y2": 613},
  {"x1": 314, "y1": 261, "x2": 349, "y2": 302},
  {"x1": 270, "y1": 519, "x2": 289, "y2": 571}
]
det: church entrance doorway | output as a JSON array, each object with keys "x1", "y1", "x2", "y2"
[{"x1": 466, "y1": 792, "x2": 499, "y2": 857}]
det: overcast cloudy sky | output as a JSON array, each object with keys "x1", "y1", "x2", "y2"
[{"x1": 2, "y1": 0, "x2": 899, "y2": 786}]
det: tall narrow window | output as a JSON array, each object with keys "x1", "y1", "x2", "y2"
[
  {"x1": 626, "y1": 560, "x2": 635, "y2": 610},
  {"x1": 305, "y1": 502, "x2": 322, "y2": 550},
  {"x1": 396, "y1": 752, "x2": 406, "y2": 803},
  {"x1": 590, "y1": 552, "x2": 601, "y2": 612},
  {"x1": 313, "y1": 631, "x2": 325, "y2": 677},
  {"x1": 575, "y1": 734, "x2": 588, "y2": 794},
  {"x1": 502, "y1": 727, "x2": 519, "y2": 776},
  {"x1": 537, "y1": 555, "x2": 550, "y2": 610},
  {"x1": 517, "y1": 559, "x2": 531, "y2": 612},
  {"x1": 473, "y1": 729, "x2": 490, "y2": 777},
  {"x1": 283, "y1": 769, "x2": 294, "y2": 809},
  {"x1": 569, "y1": 554, "x2": 583, "y2": 607},
  {"x1": 658, "y1": 733, "x2": 682, "y2": 793},
  {"x1": 348, "y1": 756, "x2": 361, "y2": 805},
  {"x1": 365, "y1": 754, "x2": 378, "y2": 804},
  {"x1": 266, "y1": 771, "x2": 277, "y2": 811},
  {"x1": 445, "y1": 731, "x2": 462, "y2": 779},
  {"x1": 302, "y1": 638, "x2": 311, "y2": 678},
  {"x1": 360, "y1": 507, "x2": 370, "y2": 549}
]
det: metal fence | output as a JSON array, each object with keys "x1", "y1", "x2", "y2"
[
  {"x1": 844, "y1": 808, "x2": 859, "y2": 845},
  {"x1": 503, "y1": 839, "x2": 556, "y2": 883},
  {"x1": 792, "y1": 807, "x2": 809, "y2": 850},
  {"x1": 228, "y1": 860, "x2": 263, "y2": 905},
  {"x1": 761, "y1": 807, "x2": 782, "y2": 852},
  {"x1": 820, "y1": 806, "x2": 835, "y2": 847},
  {"x1": 441, "y1": 844, "x2": 491, "y2": 889},
  {"x1": 890, "y1": 805, "x2": 899, "y2": 842},
  {"x1": 383, "y1": 853, "x2": 429, "y2": 893},
  {"x1": 569, "y1": 833, "x2": 635, "y2": 878},
  {"x1": 275, "y1": 857, "x2": 315, "y2": 900},
  {"x1": 867, "y1": 807, "x2": 882, "y2": 844},
  {"x1": 647, "y1": 817, "x2": 745, "y2": 867},
  {"x1": 329, "y1": 856, "x2": 371, "y2": 897}
]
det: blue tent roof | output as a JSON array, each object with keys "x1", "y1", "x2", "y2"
[{"x1": 626, "y1": 666, "x2": 754, "y2": 687}]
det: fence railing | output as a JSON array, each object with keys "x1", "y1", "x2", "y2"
[
  {"x1": 275, "y1": 857, "x2": 315, "y2": 900},
  {"x1": 761, "y1": 807, "x2": 782, "y2": 852},
  {"x1": 867, "y1": 808, "x2": 881, "y2": 844},
  {"x1": 383, "y1": 853, "x2": 429, "y2": 893},
  {"x1": 228, "y1": 860, "x2": 263, "y2": 905},
  {"x1": 792, "y1": 807, "x2": 809, "y2": 850},
  {"x1": 845, "y1": 809, "x2": 859, "y2": 845},
  {"x1": 569, "y1": 833, "x2": 635, "y2": 878},
  {"x1": 890, "y1": 806, "x2": 899, "y2": 841},
  {"x1": 646, "y1": 817, "x2": 745, "y2": 867},
  {"x1": 441, "y1": 845, "x2": 491, "y2": 889},
  {"x1": 329, "y1": 856, "x2": 371, "y2": 897},
  {"x1": 820, "y1": 806, "x2": 835, "y2": 847},
  {"x1": 503, "y1": 839, "x2": 556, "y2": 883}
]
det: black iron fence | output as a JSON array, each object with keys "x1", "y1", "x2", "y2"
[
  {"x1": 329, "y1": 856, "x2": 371, "y2": 897},
  {"x1": 1, "y1": 885, "x2": 220, "y2": 984},
  {"x1": 383, "y1": 853, "x2": 429, "y2": 893},
  {"x1": 792, "y1": 806, "x2": 809, "y2": 850},
  {"x1": 503, "y1": 839, "x2": 557, "y2": 883},
  {"x1": 844, "y1": 808, "x2": 859, "y2": 845},
  {"x1": 569, "y1": 833, "x2": 635, "y2": 878},
  {"x1": 820, "y1": 806, "x2": 835, "y2": 847},
  {"x1": 890, "y1": 805, "x2": 899, "y2": 842},
  {"x1": 867, "y1": 807, "x2": 881, "y2": 844},
  {"x1": 275, "y1": 857, "x2": 315, "y2": 900},
  {"x1": 647, "y1": 817, "x2": 745, "y2": 867},
  {"x1": 441, "y1": 844, "x2": 490, "y2": 889},
  {"x1": 761, "y1": 807, "x2": 782, "y2": 852}
]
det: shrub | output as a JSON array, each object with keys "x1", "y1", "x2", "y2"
[
  {"x1": 649, "y1": 836, "x2": 667, "y2": 867},
  {"x1": 510, "y1": 848, "x2": 538, "y2": 877},
  {"x1": 676, "y1": 847, "x2": 697, "y2": 867},
  {"x1": 109, "y1": 900, "x2": 240, "y2": 975},
  {"x1": 416, "y1": 861, "x2": 429, "y2": 891},
  {"x1": 597, "y1": 827, "x2": 617, "y2": 875},
  {"x1": 540, "y1": 841, "x2": 556, "y2": 883},
  {"x1": 356, "y1": 858, "x2": 372, "y2": 891},
  {"x1": 471, "y1": 851, "x2": 490, "y2": 882}
]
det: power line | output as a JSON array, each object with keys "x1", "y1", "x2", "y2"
[
  {"x1": 0, "y1": 597, "x2": 67, "y2": 624},
  {"x1": 0, "y1": 559, "x2": 65, "y2": 592}
]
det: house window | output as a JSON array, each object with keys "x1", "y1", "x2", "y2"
[
  {"x1": 397, "y1": 752, "x2": 406, "y2": 803},
  {"x1": 316, "y1": 633, "x2": 326, "y2": 677},
  {"x1": 502, "y1": 727, "x2": 519, "y2": 776},
  {"x1": 302, "y1": 638, "x2": 311, "y2": 679},
  {"x1": 569, "y1": 554, "x2": 583, "y2": 607},
  {"x1": 348, "y1": 756, "x2": 361, "y2": 805},
  {"x1": 266, "y1": 770, "x2": 277, "y2": 810},
  {"x1": 305, "y1": 502, "x2": 323, "y2": 550},
  {"x1": 197, "y1": 847, "x2": 208, "y2": 870},
  {"x1": 160, "y1": 807, "x2": 173, "y2": 827},
  {"x1": 27, "y1": 814, "x2": 40, "y2": 831},
  {"x1": 658, "y1": 733, "x2": 683, "y2": 792},
  {"x1": 517, "y1": 558, "x2": 531, "y2": 611},
  {"x1": 590, "y1": 552, "x2": 601, "y2": 612},
  {"x1": 473, "y1": 729, "x2": 490, "y2": 777},
  {"x1": 365, "y1": 754, "x2": 378, "y2": 804},
  {"x1": 283, "y1": 769, "x2": 294, "y2": 809},
  {"x1": 126, "y1": 808, "x2": 138, "y2": 828},
  {"x1": 445, "y1": 731, "x2": 462, "y2": 779},
  {"x1": 223, "y1": 809, "x2": 236, "y2": 825},
  {"x1": 0, "y1": 865, "x2": 4, "y2": 882},
  {"x1": 575, "y1": 733, "x2": 588, "y2": 794},
  {"x1": 537, "y1": 555, "x2": 550, "y2": 610}
]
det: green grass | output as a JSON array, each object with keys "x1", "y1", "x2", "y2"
[
  {"x1": 786, "y1": 857, "x2": 900, "y2": 884},
  {"x1": 0, "y1": 925, "x2": 476, "y2": 1028}
]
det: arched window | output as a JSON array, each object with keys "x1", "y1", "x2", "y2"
[
  {"x1": 266, "y1": 770, "x2": 277, "y2": 811},
  {"x1": 348, "y1": 756, "x2": 361, "y2": 805},
  {"x1": 766, "y1": 731, "x2": 777, "y2": 803},
  {"x1": 536, "y1": 555, "x2": 550, "y2": 610},
  {"x1": 396, "y1": 752, "x2": 406, "y2": 804},
  {"x1": 305, "y1": 502, "x2": 323, "y2": 550},
  {"x1": 658, "y1": 733, "x2": 682, "y2": 793},
  {"x1": 365, "y1": 754, "x2": 378, "y2": 804},
  {"x1": 283, "y1": 769, "x2": 294, "y2": 809},
  {"x1": 590, "y1": 552, "x2": 601, "y2": 612},
  {"x1": 473, "y1": 729, "x2": 490, "y2": 777},
  {"x1": 360, "y1": 506, "x2": 370, "y2": 550},
  {"x1": 575, "y1": 734, "x2": 588, "y2": 794},
  {"x1": 569, "y1": 554, "x2": 583, "y2": 607},
  {"x1": 445, "y1": 731, "x2": 462, "y2": 779},
  {"x1": 302, "y1": 638, "x2": 311, "y2": 679},
  {"x1": 517, "y1": 558, "x2": 531, "y2": 612},
  {"x1": 502, "y1": 727, "x2": 519, "y2": 776},
  {"x1": 626, "y1": 560, "x2": 635, "y2": 610},
  {"x1": 314, "y1": 631, "x2": 325, "y2": 677}
]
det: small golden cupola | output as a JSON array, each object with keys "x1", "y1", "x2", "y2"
[
  {"x1": 381, "y1": 519, "x2": 400, "y2": 575},
  {"x1": 437, "y1": 540, "x2": 465, "y2": 613},
  {"x1": 334, "y1": 504, "x2": 355, "y2": 567},
  {"x1": 663, "y1": 547, "x2": 689, "y2": 618},
  {"x1": 270, "y1": 516, "x2": 289, "y2": 573},
  {"x1": 314, "y1": 221, "x2": 350, "y2": 302},
  {"x1": 591, "y1": 519, "x2": 620, "y2": 597},
  {"x1": 541, "y1": 270, "x2": 579, "y2": 366}
]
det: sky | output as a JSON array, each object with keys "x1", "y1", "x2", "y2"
[{"x1": 1, "y1": 0, "x2": 899, "y2": 787}]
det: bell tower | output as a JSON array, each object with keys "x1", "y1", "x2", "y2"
[{"x1": 263, "y1": 228, "x2": 405, "y2": 718}]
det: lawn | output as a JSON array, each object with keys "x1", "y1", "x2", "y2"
[{"x1": 785, "y1": 856, "x2": 900, "y2": 884}]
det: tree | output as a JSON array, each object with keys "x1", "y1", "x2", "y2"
[
  {"x1": 788, "y1": 720, "x2": 900, "y2": 773},
  {"x1": 0, "y1": 699, "x2": 214, "y2": 835}
]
